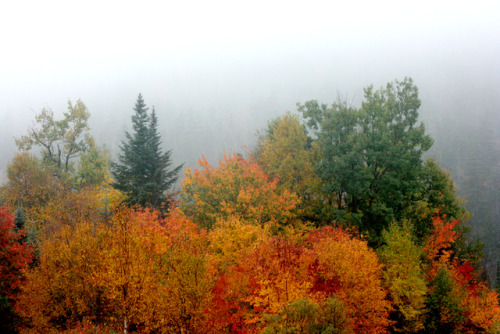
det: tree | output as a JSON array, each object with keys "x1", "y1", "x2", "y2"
[
  {"x1": 16, "y1": 207, "x2": 210, "y2": 334},
  {"x1": 180, "y1": 154, "x2": 299, "y2": 230},
  {"x1": 112, "y1": 94, "x2": 182, "y2": 211},
  {"x1": 149, "y1": 209, "x2": 215, "y2": 333},
  {"x1": 1, "y1": 153, "x2": 58, "y2": 220},
  {"x1": 378, "y1": 221, "x2": 427, "y2": 332},
  {"x1": 15, "y1": 100, "x2": 93, "y2": 177},
  {"x1": 16, "y1": 219, "x2": 115, "y2": 332},
  {"x1": 253, "y1": 112, "x2": 324, "y2": 223},
  {"x1": 207, "y1": 216, "x2": 271, "y2": 271},
  {"x1": 299, "y1": 78, "x2": 434, "y2": 239},
  {"x1": 405, "y1": 158, "x2": 468, "y2": 240},
  {"x1": 422, "y1": 216, "x2": 500, "y2": 333},
  {"x1": 305, "y1": 227, "x2": 392, "y2": 333}
]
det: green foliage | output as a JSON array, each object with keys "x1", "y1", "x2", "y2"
[
  {"x1": 406, "y1": 158, "x2": 468, "y2": 240},
  {"x1": 425, "y1": 266, "x2": 465, "y2": 334},
  {"x1": 299, "y1": 78, "x2": 434, "y2": 239},
  {"x1": 15, "y1": 100, "x2": 93, "y2": 176},
  {"x1": 112, "y1": 95, "x2": 182, "y2": 211},
  {"x1": 145, "y1": 109, "x2": 183, "y2": 209},
  {"x1": 76, "y1": 136, "x2": 110, "y2": 187}
]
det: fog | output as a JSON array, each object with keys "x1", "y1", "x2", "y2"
[{"x1": 1, "y1": 1, "x2": 500, "y2": 273}]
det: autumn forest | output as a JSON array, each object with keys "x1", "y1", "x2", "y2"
[{"x1": 1, "y1": 78, "x2": 499, "y2": 333}]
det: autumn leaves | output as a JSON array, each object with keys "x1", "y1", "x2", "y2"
[
  {"x1": 1, "y1": 154, "x2": 500, "y2": 333},
  {"x1": 1, "y1": 80, "x2": 500, "y2": 333}
]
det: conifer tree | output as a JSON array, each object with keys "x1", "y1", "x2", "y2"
[{"x1": 112, "y1": 94, "x2": 182, "y2": 210}]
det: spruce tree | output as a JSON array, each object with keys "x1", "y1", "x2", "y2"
[{"x1": 112, "y1": 94, "x2": 182, "y2": 210}]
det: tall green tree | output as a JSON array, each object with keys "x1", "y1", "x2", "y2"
[
  {"x1": 112, "y1": 94, "x2": 182, "y2": 210},
  {"x1": 299, "y1": 78, "x2": 434, "y2": 239}
]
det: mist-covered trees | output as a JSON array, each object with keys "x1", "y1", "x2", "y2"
[
  {"x1": 12, "y1": 100, "x2": 110, "y2": 190},
  {"x1": 112, "y1": 94, "x2": 182, "y2": 211},
  {"x1": 2, "y1": 81, "x2": 499, "y2": 333},
  {"x1": 15, "y1": 101, "x2": 90, "y2": 176}
]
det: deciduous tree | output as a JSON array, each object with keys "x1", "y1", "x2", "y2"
[
  {"x1": 1, "y1": 153, "x2": 58, "y2": 223},
  {"x1": 422, "y1": 216, "x2": 500, "y2": 333},
  {"x1": 378, "y1": 221, "x2": 427, "y2": 332},
  {"x1": 263, "y1": 297, "x2": 351, "y2": 334},
  {"x1": 15, "y1": 100, "x2": 93, "y2": 176},
  {"x1": 180, "y1": 154, "x2": 298, "y2": 229},
  {"x1": 299, "y1": 78, "x2": 433, "y2": 238},
  {"x1": 305, "y1": 227, "x2": 392, "y2": 333},
  {"x1": 253, "y1": 112, "x2": 324, "y2": 223}
]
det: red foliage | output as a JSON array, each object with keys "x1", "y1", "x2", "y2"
[
  {"x1": 0, "y1": 206, "x2": 33, "y2": 301},
  {"x1": 307, "y1": 258, "x2": 342, "y2": 295},
  {"x1": 456, "y1": 261, "x2": 475, "y2": 289},
  {"x1": 206, "y1": 274, "x2": 249, "y2": 334}
]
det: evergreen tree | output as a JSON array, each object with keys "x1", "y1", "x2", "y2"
[
  {"x1": 112, "y1": 94, "x2": 182, "y2": 210},
  {"x1": 144, "y1": 108, "x2": 183, "y2": 209}
]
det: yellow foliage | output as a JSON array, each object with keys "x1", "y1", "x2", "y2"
[
  {"x1": 379, "y1": 221, "x2": 427, "y2": 332},
  {"x1": 208, "y1": 215, "x2": 271, "y2": 271}
]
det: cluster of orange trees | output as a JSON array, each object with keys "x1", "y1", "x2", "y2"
[{"x1": 1, "y1": 152, "x2": 499, "y2": 333}]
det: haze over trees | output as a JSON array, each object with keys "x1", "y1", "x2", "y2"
[{"x1": 1, "y1": 79, "x2": 499, "y2": 333}]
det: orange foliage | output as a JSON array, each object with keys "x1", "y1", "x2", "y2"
[
  {"x1": 180, "y1": 154, "x2": 298, "y2": 229},
  {"x1": 147, "y1": 208, "x2": 215, "y2": 334},
  {"x1": 461, "y1": 282, "x2": 500, "y2": 333},
  {"x1": 207, "y1": 235, "x2": 310, "y2": 333},
  {"x1": 16, "y1": 207, "x2": 215, "y2": 333},
  {"x1": 17, "y1": 219, "x2": 114, "y2": 332},
  {"x1": 305, "y1": 226, "x2": 392, "y2": 334},
  {"x1": 207, "y1": 226, "x2": 391, "y2": 333},
  {"x1": 423, "y1": 217, "x2": 459, "y2": 268}
]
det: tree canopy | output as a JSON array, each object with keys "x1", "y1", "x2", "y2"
[
  {"x1": 299, "y1": 78, "x2": 439, "y2": 238},
  {"x1": 14, "y1": 100, "x2": 109, "y2": 188}
]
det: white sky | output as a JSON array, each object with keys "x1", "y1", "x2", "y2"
[{"x1": 1, "y1": 0, "x2": 498, "y2": 80}]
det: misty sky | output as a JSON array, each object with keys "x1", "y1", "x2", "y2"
[{"x1": 1, "y1": 0, "x2": 500, "y2": 176}]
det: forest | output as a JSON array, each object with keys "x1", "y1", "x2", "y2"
[{"x1": 1, "y1": 78, "x2": 500, "y2": 333}]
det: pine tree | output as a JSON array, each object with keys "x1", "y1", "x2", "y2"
[
  {"x1": 144, "y1": 108, "x2": 183, "y2": 209},
  {"x1": 112, "y1": 94, "x2": 182, "y2": 210}
]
